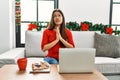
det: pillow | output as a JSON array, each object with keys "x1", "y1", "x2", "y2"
[
  {"x1": 25, "y1": 31, "x2": 47, "y2": 57},
  {"x1": 94, "y1": 33, "x2": 120, "y2": 58}
]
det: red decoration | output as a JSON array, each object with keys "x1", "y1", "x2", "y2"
[
  {"x1": 17, "y1": 58, "x2": 27, "y2": 71},
  {"x1": 17, "y1": 19, "x2": 21, "y2": 23},
  {"x1": 106, "y1": 27, "x2": 113, "y2": 35},
  {"x1": 81, "y1": 22, "x2": 89, "y2": 31},
  {"x1": 28, "y1": 23, "x2": 38, "y2": 31},
  {"x1": 16, "y1": 10, "x2": 20, "y2": 14}
]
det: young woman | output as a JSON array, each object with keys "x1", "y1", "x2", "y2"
[{"x1": 41, "y1": 9, "x2": 75, "y2": 64}]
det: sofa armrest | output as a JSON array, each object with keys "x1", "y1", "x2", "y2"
[{"x1": 0, "y1": 48, "x2": 25, "y2": 68}]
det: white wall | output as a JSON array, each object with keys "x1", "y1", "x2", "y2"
[
  {"x1": 10, "y1": 0, "x2": 16, "y2": 49},
  {"x1": 0, "y1": 0, "x2": 10, "y2": 54},
  {"x1": 59, "y1": 0, "x2": 110, "y2": 24}
]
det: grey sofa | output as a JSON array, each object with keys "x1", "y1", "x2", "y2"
[{"x1": 0, "y1": 31, "x2": 120, "y2": 75}]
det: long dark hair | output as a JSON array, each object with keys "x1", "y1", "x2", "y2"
[{"x1": 48, "y1": 9, "x2": 67, "y2": 47}]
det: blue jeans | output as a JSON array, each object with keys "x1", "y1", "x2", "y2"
[{"x1": 44, "y1": 57, "x2": 59, "y2": 64}]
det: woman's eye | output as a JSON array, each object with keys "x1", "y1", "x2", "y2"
[
  {"x1": 54, "y1": 14, "x2": 61, "y2": 18},
  {"x1": 59, "y1": 15, "x2": 61, "y2": 17}
]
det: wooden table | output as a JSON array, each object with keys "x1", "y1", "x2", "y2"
[{"x1": 0, "y1": 64, "x2": 108, "y2": 80}]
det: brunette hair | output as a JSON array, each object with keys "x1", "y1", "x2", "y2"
[{"x1": 48, "y1": 9, "x2": 67, "y2": 47}]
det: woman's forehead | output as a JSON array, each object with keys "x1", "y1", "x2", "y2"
[{"x1": 54, "y1": 11, "x2": 61, "y2": 15}]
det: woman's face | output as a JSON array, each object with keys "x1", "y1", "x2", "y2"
[{"x1": 53, "y1": 11, "x2": 63, "y2": 26}]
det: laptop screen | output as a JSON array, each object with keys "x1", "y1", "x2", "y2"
[{"x1": 59, "y1": 48, "x2": 95, "y2": 73}]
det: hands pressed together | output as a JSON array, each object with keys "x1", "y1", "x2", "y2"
[
  {"x1": 55, "y1": 27, "x2": 73, "y2": 48},
  {"x1": 55, "y1": 27, "x2": 62, "y2": 41}
]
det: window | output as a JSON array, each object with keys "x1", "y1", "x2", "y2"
[
  {"x1": 15, "y1": 0, "x2": 58, "y2": 47},
  {"x1": 110, "y1": 0, "x2": 120, "y2": 32}
]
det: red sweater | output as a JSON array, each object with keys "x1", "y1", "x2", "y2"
[{"x1": 41, "y1": 28, "x2": 75, "y2": 60}]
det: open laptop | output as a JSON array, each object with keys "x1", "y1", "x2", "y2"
[{"x1": 59, "y1": 48, "x2": 96, "y2": 73}]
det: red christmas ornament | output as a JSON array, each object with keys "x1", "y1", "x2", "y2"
[
  {"x1": 28, "y1": 23, "x2": 38, "y2": 31},
  {"x1": 106, "y1": 27, "x2": 113, "y2": 35},
  {"x1": 81, "y1": 22, "x2": 89, "y2": 31}
]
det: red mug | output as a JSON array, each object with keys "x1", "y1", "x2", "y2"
[{"x1": 17, "y1": 58, "x2": 27, "y2": 71}]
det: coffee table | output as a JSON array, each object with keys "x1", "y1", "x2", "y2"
[{"x1": 0, "y1": 64, "x2": 108, "y2": 80}]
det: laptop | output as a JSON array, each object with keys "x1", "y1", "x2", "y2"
[{"x1": 59, "y1": 48, "x2": 96, "y2": 73}]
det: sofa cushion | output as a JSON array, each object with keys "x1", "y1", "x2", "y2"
[
  {"x1": 95, "y1": 57, "x2": 120, "y2": 74},
  {"x1": 94, "y1": 33, "x2": 120, "y2": 58},
  {"x1": 25, "y1": 31, "x2": 47, "y2": 57},
  {"x1": 72, "y1": 31, "x2": 98, "y2": 48}
]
